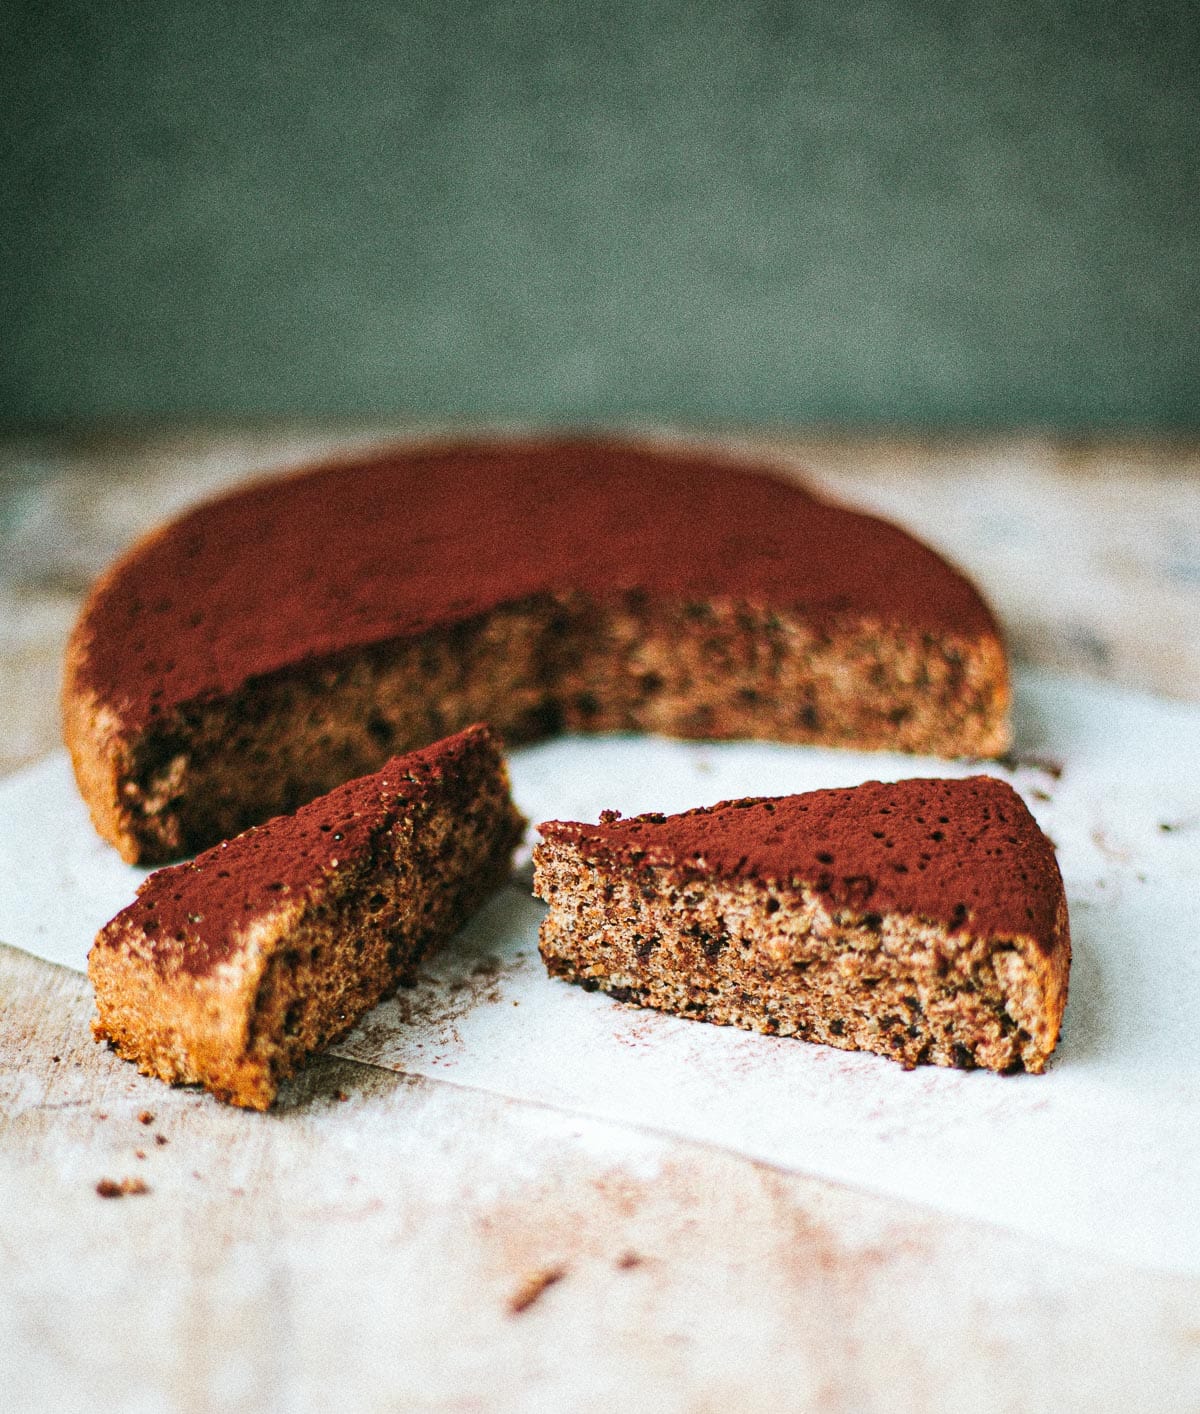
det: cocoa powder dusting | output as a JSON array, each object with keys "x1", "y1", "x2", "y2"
[
  {"x1": 540, "y1": 775, "x2": 1064, "y2": 952},
  {"x1": 74, "y1": 438, "x2": 998, "y2": 728}
]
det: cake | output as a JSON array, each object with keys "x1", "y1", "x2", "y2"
[
  {"x1": 89, "y1": 725, "x2": 525, "y2": 1109},
  {"x1": 64, "y1": 437, "x2": 1010, "y2": 864},
  {"x1": 533, "y1": 776, "x2": 1069, "y2": 1073}
]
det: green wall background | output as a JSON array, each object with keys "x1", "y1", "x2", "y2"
[{"x1": 3, "y1": 1, "x2": 1197, "y2": 429}]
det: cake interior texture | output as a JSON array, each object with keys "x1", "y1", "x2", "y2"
[
  {"x1": 89, "y1": 725, "x2": 524, "y2": 1109},
  {"x1": 75, "y1": 592, "x2": 1008, "y2": 865},
  {"x1": 534, "y1": 778, "x2": 1069, "y2": 1074},
  {"x1": 64, "y1": 439, "x2": 1009, "y2": 863}
]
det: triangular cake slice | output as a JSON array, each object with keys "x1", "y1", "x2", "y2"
[
  {"x1": 90, "y1": 724, "x2": 525, "y2": 1108},
  {"x1": 534, "y1": 776, "x2": 1069, "y2": 1073}
]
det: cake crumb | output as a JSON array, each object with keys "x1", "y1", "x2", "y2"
[
  {"x1": 155, "y1": 1133, "x2": 169, "y2": 1146},
  {"x1": 508, "y1": 1264, "x2": 566, "y2": 1314},
  {"x1": 137, "y1": 1110, "x2": 154, "y2": 1125},
  {"x1": 996, "y1": 751, "x2": 1064, "y2": 779},
  {"x1": 96, "y1": 1177, "x2": 149, "y2": 1198}
]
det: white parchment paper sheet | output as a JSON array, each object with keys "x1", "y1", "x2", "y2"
[{"x1": 2, "y1": 669, "x2": 1198, "y2": 1272}]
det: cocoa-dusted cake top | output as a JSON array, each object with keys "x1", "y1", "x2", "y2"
[
  {"x1": 539, "y1": 775, "x2": 1063, "y2": 950},
  {"x1": 73, "y1": 438, "x2": 999, "y2": 728},
  {"x1": 93, "y1": 724, "x2": 500, "y2": 978}
]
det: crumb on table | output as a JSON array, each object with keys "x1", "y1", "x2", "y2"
[
  {"x1": 95, "y1": 1177, "x2": 150, "y2": 1198},
  {"x1": 508, "y1": 1264, "x2": 567, "y2": 1314}
]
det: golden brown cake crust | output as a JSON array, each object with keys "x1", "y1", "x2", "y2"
[
  {"x1": 533, "y1": 777, "x2": 1070, "y2": 1074},
  {"x1": 65, "y1": 436, "x2": 1010, "y2": 863},
  {"x1": 89, "y1": 725, "x2": 525, "y2": 1108}
]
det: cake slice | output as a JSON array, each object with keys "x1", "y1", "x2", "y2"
[
  {"x1": 533, "y1": 776, "x2": 1069, "y2": 1073},
  {"x1": 90, "y1": 724, "x2": 525, "y2": 1108}
]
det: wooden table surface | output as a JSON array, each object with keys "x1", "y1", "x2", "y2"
[{"x1": 2, "y1": 427, "x2": 1199, "y2": 1413}]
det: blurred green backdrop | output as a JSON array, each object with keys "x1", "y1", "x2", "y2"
[{"x1": 3, "y1": 0, "x2": 1197, "y2": 429}]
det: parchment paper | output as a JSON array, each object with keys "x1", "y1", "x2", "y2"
[{"x1": 2, "y1": 668, "x2": 1198, "y2": 1272}]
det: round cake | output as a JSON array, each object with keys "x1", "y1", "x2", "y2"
[{"x1": 64, "y1": 437, "x2": 1010, "y2": 863}]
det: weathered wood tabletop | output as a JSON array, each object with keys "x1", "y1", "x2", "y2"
[{"x1": 2, "y1": 428, "x2": 1198, "y2": 1413}]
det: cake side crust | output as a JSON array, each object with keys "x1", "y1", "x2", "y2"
[{"x1": 62, "y1": 666, "x2": 142, "y2": 865}]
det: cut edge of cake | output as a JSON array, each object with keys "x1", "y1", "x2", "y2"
[{"x1": 65, "y1": 594, "x2": 1009, "y2": 865}]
